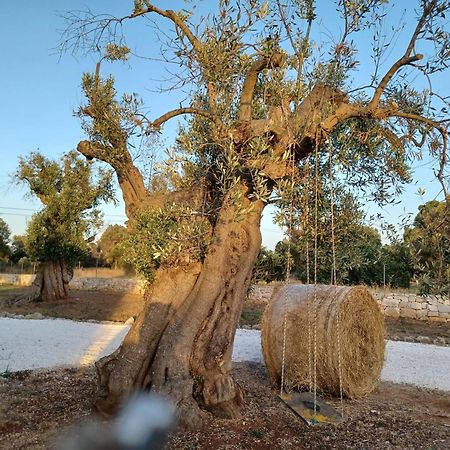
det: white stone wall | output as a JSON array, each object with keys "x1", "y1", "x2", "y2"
[
  {"x1": 1, "y1": 273, "x2": 449, "y2": 323},
  {"x1": 250, "y1": 285, "x2": 450, "y2": 323},
  {"x1": 372, "y1": 292, "x2": 450, "y2": 323},
  {"x1": 69, "y1": 276, "x2": 145, "y2": 293},
  {"x1": 0, "y1": 274, "x2": 34, "y2": 286},
  {"x1": 0, "y1": 273, "x2": 145, "y2": 294}
]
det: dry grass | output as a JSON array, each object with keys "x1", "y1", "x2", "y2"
[
  {"x1": 73, "y1": 267, "x2": 135, "y2": 279},
  {"x1": 1, "y1": 363, "x2": 449, "y2": 450},
  {"x1": 262, "y1": 285, "x2": 385, "y2": 399},
  {"x1": 0, "y1": 286, "x2": 144, "y2": 323}
]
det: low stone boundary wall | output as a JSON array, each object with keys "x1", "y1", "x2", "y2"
[
  {"x1": 69, "y1": 277, "x2": 144, "y2": 293},
  {"x1": 250, "y1": 285, "x2": 450, "y2": 324},
  {"x1": 0, "y1": 273, "x2": 144, "y2": 294},
  {"x1": 1, "y1": 273, "x2": 449, "y2": 323},
  {"x1": 0, "y1": 274, "x2": 34, "y2": 286},
  {"x1": 372, "y1": 292, "x2": 450, "y2": 323}
]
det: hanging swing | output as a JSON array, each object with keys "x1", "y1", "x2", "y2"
[
  {"x1": 262, "y1": 140, "x2": 386, "y2": 424},
  {"x1": 275, "y1": 142, "x2": 344, "y2": 425}
]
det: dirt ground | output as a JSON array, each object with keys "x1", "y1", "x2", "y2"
[
  {"x1": 0, "y1": 362, "x2": 449, "y2": 450},
  {"x1": 0, "y1": 286, "x2": 144, "y2": 323},
  {"x1": 1, "y1": 285, "x2": 450, "y2": 449},
  {"x1": 1, "y1": 285, "x2": 450, "y2": 344}
]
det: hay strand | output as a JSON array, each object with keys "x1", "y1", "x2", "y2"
[{"x1": 261, "y1": 284, "x2": 385, "y2": 399}]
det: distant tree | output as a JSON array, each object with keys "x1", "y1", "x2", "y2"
[
  {"x1": 14, "y1": 151, "x2": 114, "y2": 302},
  {"x1": 404, "y1": 197, "x2": 450, "y2": 295},
  {"x1": 253, "y1": 246, "x2": 286, "y2": 283},
  {"x1": 97, "y1": 224, "x2": 128, "y2": 268},
  {"x1": 9, "y1": 235, "x2": 28, "y2": 264},
  {"x1": 0, "y1": 219, "x2": 11, "y2": 259},
  {"x1": 345, "y1": 226, "x2": 384, "y2": 286},
  {"x1": 381, "y1": 242, "x2": 412, "y2": 289},
  {"x1": 278, "y1": 166, "x2": 384, "y2": 285}
]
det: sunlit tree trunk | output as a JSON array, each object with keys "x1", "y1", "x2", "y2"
[
  {"x1": 15, "y1": 260, "x2": 73, "y2": 303},
  {"x1": 95, "y1": 185, "x2": 264, "y2": 426}
]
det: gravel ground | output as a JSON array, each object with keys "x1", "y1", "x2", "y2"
[
  {"x1": 381, "y1": 340, "x2": 450, "y2": 390},
  {"x1": 0, "y1": 318, "x2": 129, "y2": 371},
  {"x1": 1, "y1": 318, "x2": 450, "y2": 392}
]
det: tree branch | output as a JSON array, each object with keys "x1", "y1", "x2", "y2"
[
  {"x1": 393, "y1": 111, "x2": 448, "y2": 133},
  {"x1": 78, "y1": 140, "x2": 148, "y2": 217},
  {"x1": 135, "y1": 3, "x2": 203, "y2": 55},
  {"x1": 238, "y1": 52, "x2": 285, "y2": 123},
  {"x1": 148, "y1": 107, "x2": 217, "y2": 131},
  {"x1": 369, "y1": 1, "x2": 436, "y2": 109},
  {"x1": 132, "y1": 3, "x2": 220, "y2": 118},
  {"x1": 77, "y1": 140, "x2": 206, "y2": 217}
]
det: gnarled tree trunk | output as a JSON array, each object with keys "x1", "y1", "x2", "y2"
[
  {"x1": 12, "y1": 260, "x2": 73, "y2": 304},
  {"x1": 95, "y1": 187, "x2": 265, "y2": 427}
]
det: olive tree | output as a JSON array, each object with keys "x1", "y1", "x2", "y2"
[
  {"x1": 0, "y1": 219, "x2": 11, "y2": 259},
  {"x1": 59, "y1": 0, "x2": 450, "y2": 425},
  {"x1": 15, "y1": 151, "x2": 114, "y2": 302}
]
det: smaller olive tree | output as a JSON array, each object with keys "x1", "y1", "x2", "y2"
[
  {"x1": 15, "y1": 151, "x2": 115, "y2": 302},
  {"x1": 9, "y1": 235, "x2": 28, "y2": 264},
  {"x1": 0, "y1": 218, "x2": 11, "y2": 260}
]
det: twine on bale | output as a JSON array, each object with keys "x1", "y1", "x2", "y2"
[{"x1": 261, "y1": 284, "x2": 386, "y2": 399}]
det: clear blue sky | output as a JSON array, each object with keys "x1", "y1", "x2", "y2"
[{"x1": 0, "y1": 1, "x2": 447, "y2": 249}]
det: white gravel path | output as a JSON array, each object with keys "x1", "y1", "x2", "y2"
[
  {"x1": 0, "y1": 318, "x2": 129, "y2": 371},
  {"x1": 1, "y1": 319, "x2": 450, "y2": 392},
  {"x1": 381, "y1": 340, "x2": 450, "y2": 391}
]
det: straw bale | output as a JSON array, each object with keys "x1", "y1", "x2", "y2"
[{"x1": 261, "y1": 284, "x2": 385, "y2": 399}]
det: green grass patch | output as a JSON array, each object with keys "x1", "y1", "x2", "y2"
[
  {"x1": 240, "y1": 305, "x2": 263, "y2": 326},
  {"x1": 0, "y1": 284, "x2": 17, "y2": 291}
]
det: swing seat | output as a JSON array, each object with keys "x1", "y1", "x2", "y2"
[{"x1": 279, "y1": 391, "x2": 343, "y2": 425}]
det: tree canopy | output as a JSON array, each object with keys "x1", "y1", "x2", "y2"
[
  {"x1": 59, "y1": 0, "x2": 450, "y2": 281},
  {"x1": 17, "y1": 151, "x2": 115, "y2": 266},
  {"x1": 405, "y1": 196, "x2": 450, "y2": 294},
  {"x1": 56, "y1": 0, "x2": 450, "y2": 425},
  {"x1": 0, "y1": 218, "x2": 11, "y2": 259}
]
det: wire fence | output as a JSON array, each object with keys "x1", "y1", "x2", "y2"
[
  {"x1": 0, "y1": 260, "x2": 135, "y2": 278},
  {"x1": 0, "y1": 261, "x2": 36, "y2": 275}
]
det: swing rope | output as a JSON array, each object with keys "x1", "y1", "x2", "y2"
[
  {"x1": 304, "y1": 158, "x2": 313, "y2": 393},
  {"x1": 279, "y1": 138, "x2": 344, "y2": 423},
  {"x1": 312, "y1": 138, "x2": 320, "y2": 418},
  {"x1": 280, "y1": 148, "x2": 296, "y2": 397},
  {"x1": 328, "y1": 143, "x2": 344, "y2": 418}
]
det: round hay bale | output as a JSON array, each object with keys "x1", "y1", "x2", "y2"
[{"x1": 261, "y1": 284, "x2": 385, "y2": 399}]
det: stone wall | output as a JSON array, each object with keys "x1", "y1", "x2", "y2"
[
  {"x1": 0, "y1": 274, "x2": 34, "y2": 286},
  {"x1": 1, "y1": 273, "x2": 449, "y2": 323},
  {"x1": 69, "y1": 277, "x2": 144, "y2": 293},
  {"x1": 0, "y1": 273, "x2": 145, "y2": 294},
  {"x1": 250, "y1": 285, "x2": 450, "y2": 323},
  {"x1": 372, "y1": 292, "x2": 450, "y2": 323}
]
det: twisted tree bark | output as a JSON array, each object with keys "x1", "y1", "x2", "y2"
[
  {"x1": 11, "y1": 260, "x2": 73, "y2": 304},
  {"x1": 95, "y1": 186, "x2": 264, "y2": 426}
]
